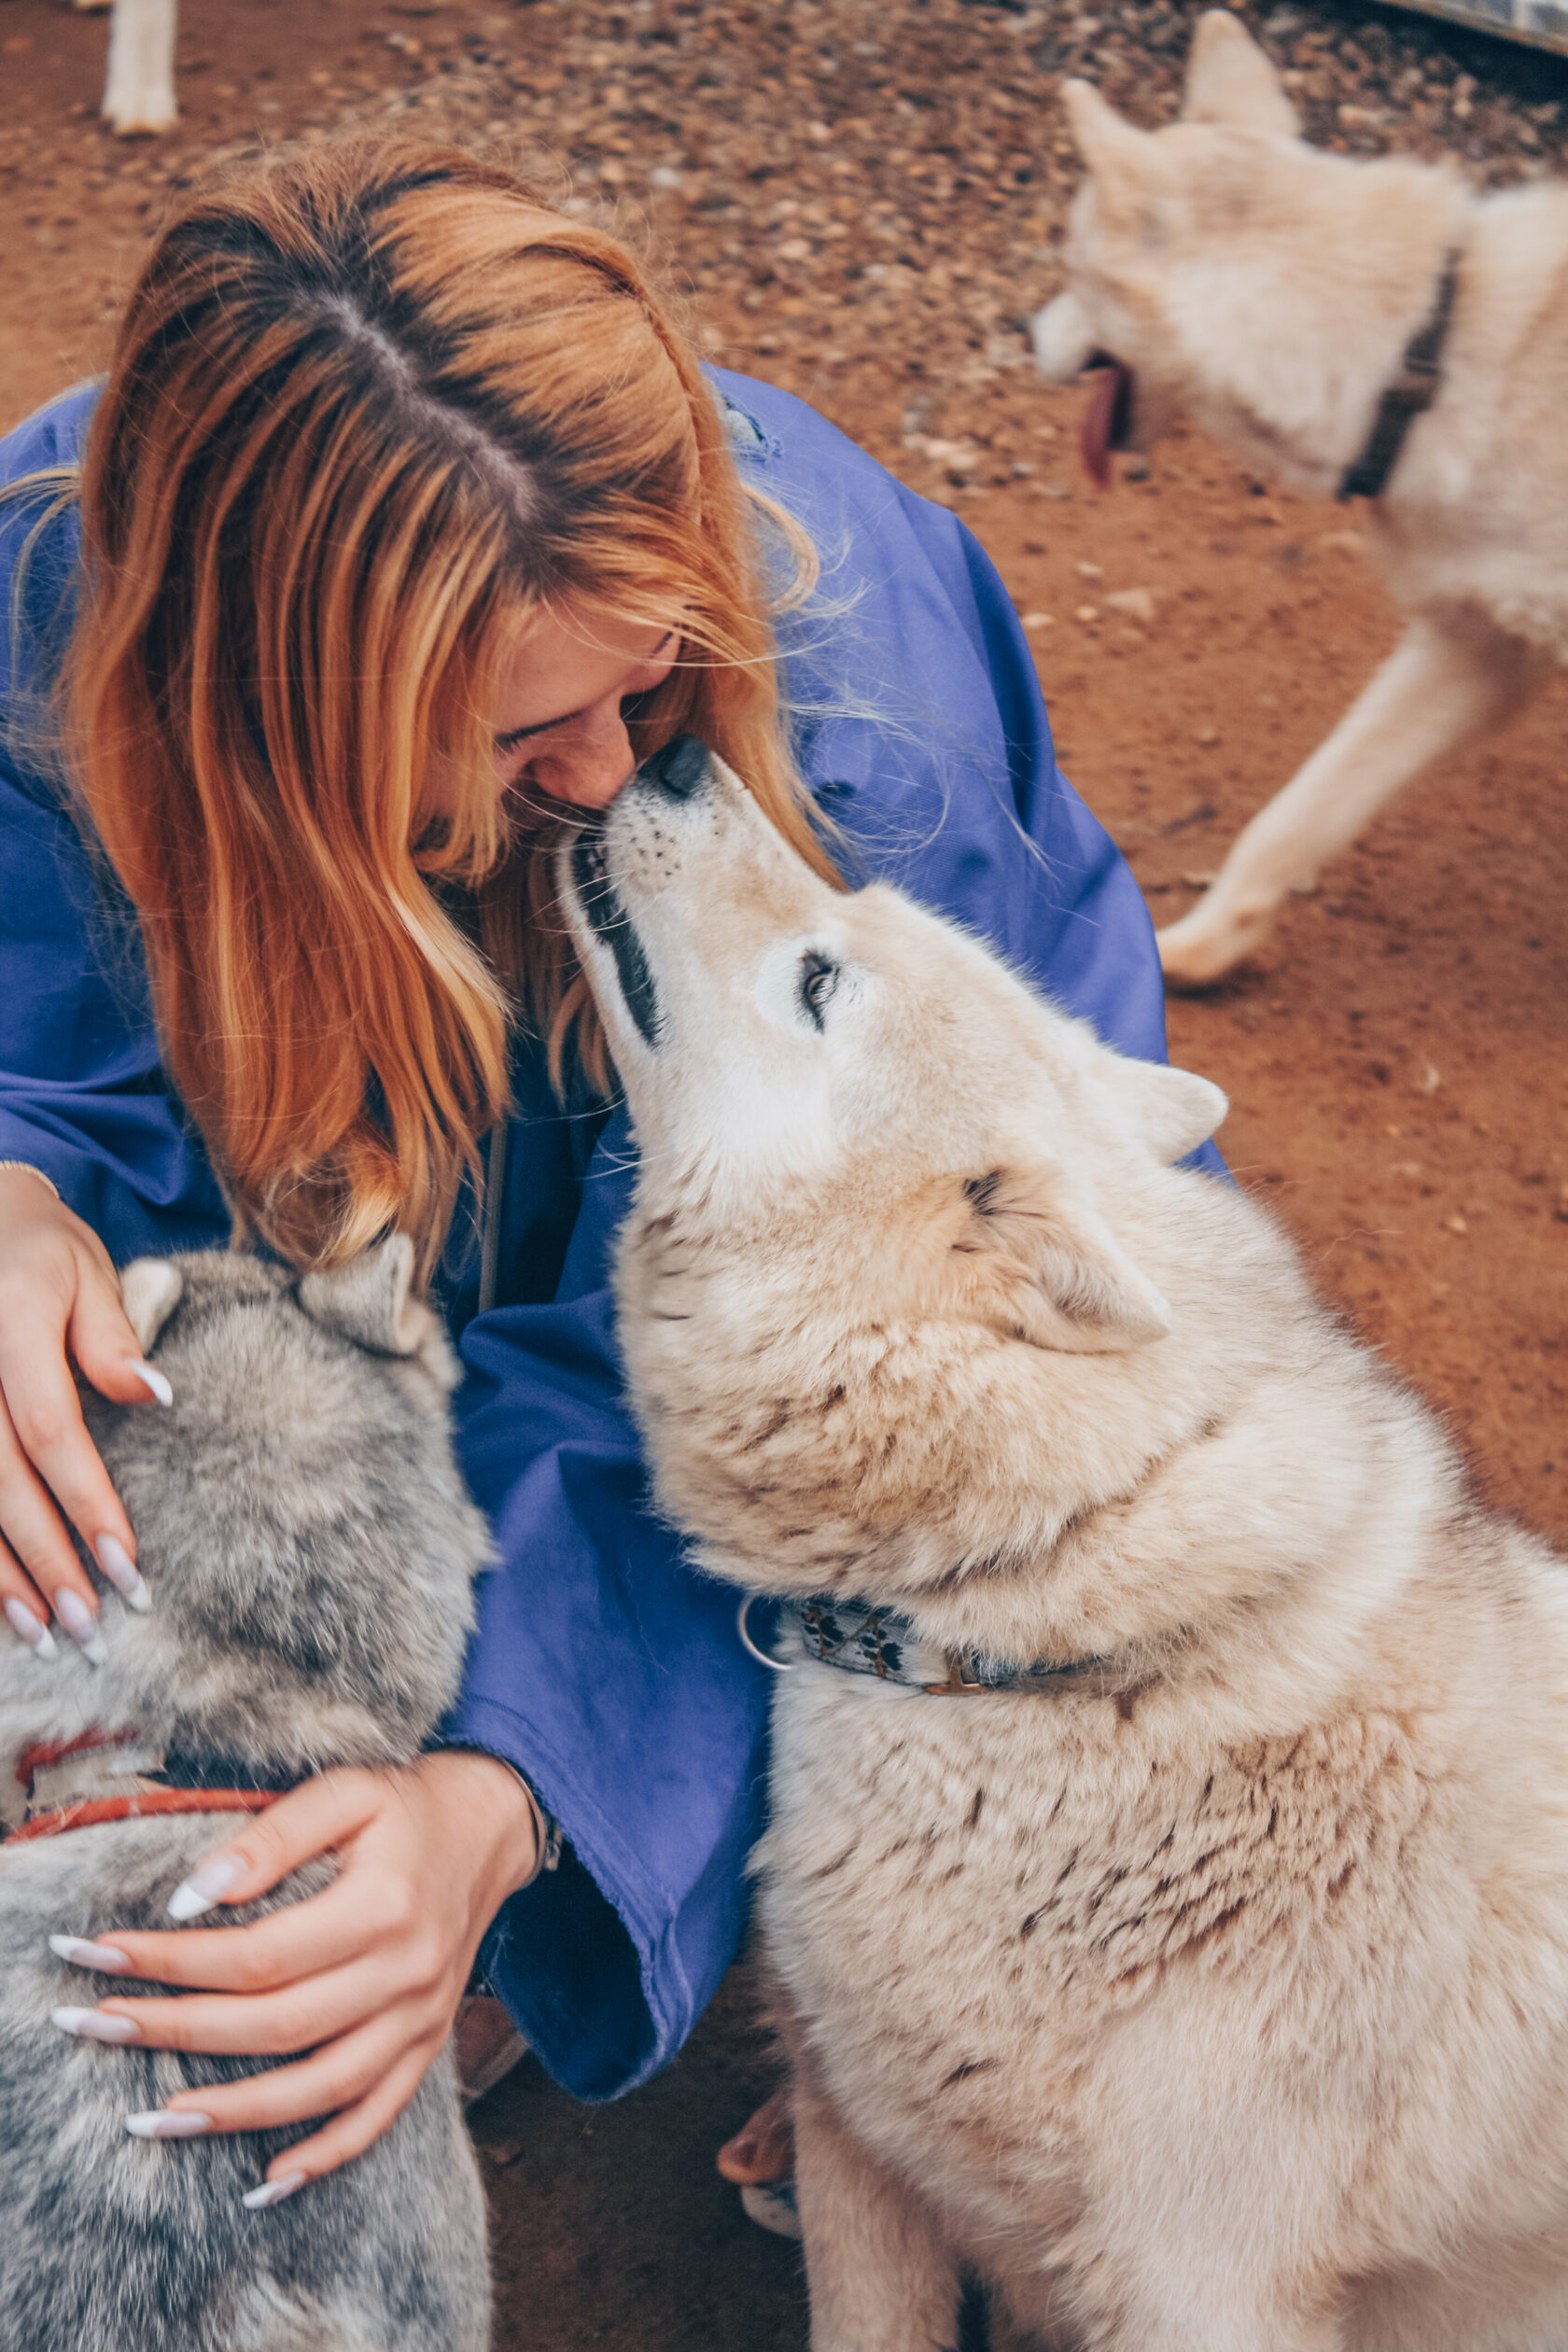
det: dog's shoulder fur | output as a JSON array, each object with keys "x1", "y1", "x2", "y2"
[{"x1": 0, "y1": 1241, "x2": 493, "y2": 2352}]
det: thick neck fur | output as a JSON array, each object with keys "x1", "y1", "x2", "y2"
[{"x1": 623, "y1": 1153, "x2": 1459, "y2": 1745}]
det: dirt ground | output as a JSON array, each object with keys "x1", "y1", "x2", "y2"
[{"x1": 2, "y1": 0, "x2": 1564, "y2": 2342}]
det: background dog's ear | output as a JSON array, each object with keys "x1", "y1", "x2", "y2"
[
  {"x1": 953, "y1": 1165, "x2": 1173, "y2": 1355},
  {"x1": 1181, "y1": 11, "x2": 1299, "y2": 137},
  {"x1": 299, "y1": 1236, "x2": 460, "y2": 1391},
  {"x1": 119, "y1": 1257, "x2": 184, "y2": 1354},
  {"x1": 1060, "y1": 81, "x2": 1171, "y2": 235}
]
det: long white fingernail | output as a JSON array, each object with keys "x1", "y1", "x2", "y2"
[
  {"x1": 129, "y1": 1358, "x2": 174, "y2": 1407},
  {"x1": 242, "y1": 2170, "x2": 307, "y2": 2211},
  {"x1": 49, "y1": 1934, "x2": 132, "y2": 1972},
  {"x1": 4, "y1": 1597, "x2": 58, "y2": 1659},
  {"x1": 51, "y1": 2006, "x2": 139, "y2": 2044},
  {"x1": 126, "y1": 2109, "x2": 214, "y2": 2139},
  {"x1": 166, "y1": 1853, "x2": 243, "y2": 1922},
  {"x1": 95, "y1": 1534, "x2": 151, "y2": 1614},
  {"x1": 53, "y1": 1589, "x2": 108, "y2": 1668}
]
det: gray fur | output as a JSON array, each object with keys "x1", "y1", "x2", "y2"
[{"x1": 0, "y1": 1245, "x2": 494, "y2": 2352}]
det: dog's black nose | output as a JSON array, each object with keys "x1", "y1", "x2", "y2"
[{"x1": 642, "y1": 734, "x2": 710, "y2": 802}]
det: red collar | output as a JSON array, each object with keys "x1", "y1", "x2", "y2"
[
  {"x1": 7, "y1": 1787, "x2": 279, "y2": 1845},
  {"x1": 5, "y1": 1726, "x2": 282, "y2": 1846}
]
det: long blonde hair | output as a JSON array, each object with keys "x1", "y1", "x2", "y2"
[{"x1": 63, "y1": 137, "x2": 834, "y2": 1278}]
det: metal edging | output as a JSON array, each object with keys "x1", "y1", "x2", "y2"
[{"x1": 1389, "y1": 0, "x2": 1568, "y2": 58}]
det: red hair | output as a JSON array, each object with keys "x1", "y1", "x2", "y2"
[{"x1": 63, "y1": 137, "x2": 833, "y2": 1277}]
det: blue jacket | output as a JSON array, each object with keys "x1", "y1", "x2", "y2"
[{"x1": 0, "y1": 373, "x2": 1216, "y2": 2099}]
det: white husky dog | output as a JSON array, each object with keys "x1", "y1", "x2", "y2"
[
  {"x1": 563, "y1": 734, "x2": 1568, "y2": 2352},
  {"x1": 1032, "y1": 11, "x2": 1568, "y2": 987}
]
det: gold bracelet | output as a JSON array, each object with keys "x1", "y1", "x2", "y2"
[{"x1": 0, "y1": 1161, "x2": 61, "y2": 1203}]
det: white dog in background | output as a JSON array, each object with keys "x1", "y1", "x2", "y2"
[
  {"x1": 563, "y1": 736, "x2": 1568, "y2": 2352},
  {"x1": 77, "y1": 0, "x2": 176, "y2": 137},
  {"x1": 1033, "y1": 12, "x2": 1567, "y2": 987}
]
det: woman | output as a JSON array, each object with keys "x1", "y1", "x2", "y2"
[{"x1": 0, "y1": 137, "x2": 1200, "y2": 2207}]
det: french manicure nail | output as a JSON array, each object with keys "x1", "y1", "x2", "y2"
[
  {"x1": 126, "y1": 2109, "x2": 214, "y2": 2140},
  {"x1": 52, "y1": 1588, "x2": 108, "y2": 1668},
  {"x1": 94, "y1": 1535, "x2": 151, "y2": 1614},
  {"x1": 241, "y1": 2171, "x2": 307, "y2": 2211},
  {"x1": 166, "y1": 1852, "x2": 243, "y2": 1922},
  {"x1": 129, "y1": 1359, "x2": 174, "y2": 1407},
  {"x1": 49, "y1": 1934, "x2": 132, "y2": 1972},
  {"x1": 4, "y1": 1597, "x2": 58, "y2": 1660},
  {"x1": 51, "y1": 2006, "x2": 139, "y2": 2044}
]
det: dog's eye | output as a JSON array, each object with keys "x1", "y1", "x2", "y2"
[{"x1": 799, "y1": 951, "x2": 839, "y2": 1031}]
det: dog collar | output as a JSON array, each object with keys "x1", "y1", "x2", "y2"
[
  {"x1": 1337, "y1": 249, "x2": 1461, "y2": 503},
  {"x1": 737, "y1": 1593, "x2": 1104, "y2": 1696},
  {"x1": 3, "y1": 1726, "x2": 287, "y2": 1847}
]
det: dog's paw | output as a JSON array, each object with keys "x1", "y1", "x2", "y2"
[{"x1": 1155, "y1": 899, "x2": 1275, "y2": 989}]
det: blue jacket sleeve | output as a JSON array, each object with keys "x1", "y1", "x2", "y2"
[
  {"x1": 443, "y1": 371, "x2": 1222, "y2": 2099},
  {"x1": 0, "y1": 386, "x2": 230, "y2": 1256}
]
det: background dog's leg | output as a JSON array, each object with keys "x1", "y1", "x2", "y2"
[
  {"x1": 101, "y1": 0, "x2": 177, "y2": 135},
  {"x1": 793, "y1": 2074, "x2": 962, "y2": 2352},
  {"x1": 1156, "y1": 611, "x2": 1548, "y2": 987}
]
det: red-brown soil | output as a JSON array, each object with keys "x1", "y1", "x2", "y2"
[{"x1": 2, "y1": 1, "x2": 1563, "y2": 2344}]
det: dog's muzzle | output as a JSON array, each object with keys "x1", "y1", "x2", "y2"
[{"x1": 567, "y1": 736, "x2": 715, "y2": 1050}]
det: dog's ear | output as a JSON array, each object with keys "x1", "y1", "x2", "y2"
[
  {"x1": 298, "y1": 1235, "x2": 460, "y2": 1391},
  {"x1": 1060, "y1": 81, "x2": 1172, "y2": 235},
  {"x1": 950, "y1": 1164, "x2": 1173, "y2": 1355},
  {"x1": 1064, "y1": 1032, "x2": 1228, "y2": 1165},
  {"x1": 1181, "y1": 10, "x2": 1298, "y2": 137},
  {"x1": 1061, "y1": 79, "x2": 1148, "y2": 172},
  {"x1": 119, "y1": 1257, "x2": 184, "y2": 1354}
]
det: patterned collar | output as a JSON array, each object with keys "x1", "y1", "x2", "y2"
[{"x1": 737, "y1": 1593, "x2": 1104, "y2": 1696}]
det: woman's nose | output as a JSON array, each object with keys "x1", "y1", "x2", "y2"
[{"x1": 525, "y1": 711, "x2": 637, "y2": 811}]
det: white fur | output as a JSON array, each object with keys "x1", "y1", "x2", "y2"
[
  {"x1": 563, "y1": 748, "x2": 1568, "y2": 2352},
  {"x1": 1031, "y1": 11, "x2": 1568, "y2": 986},
  {"x1": 77, "y1": 0, "x2": 176, "y2": 137}
]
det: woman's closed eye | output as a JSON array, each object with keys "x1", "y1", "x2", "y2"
[{"x1": 496, "y1": 630, "x2": 680, "y2": 760}]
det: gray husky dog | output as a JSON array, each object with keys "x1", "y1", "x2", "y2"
[{"x1": 0, "y1": 1240, "x2": 493, "y2": 2352}]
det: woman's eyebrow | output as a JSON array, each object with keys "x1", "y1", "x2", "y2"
[{"x1": 494, "y1": 631, "x2": 677, "y2": 754}]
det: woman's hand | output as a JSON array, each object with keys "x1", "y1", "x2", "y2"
[
  {"x1": 0, "y1": 1166, "x2": 162, "y2": 1656},
  {"x1": 53, "y1": 1750, "x2": 541, "y2": 2200}
]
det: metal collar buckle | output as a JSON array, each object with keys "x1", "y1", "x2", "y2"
[{"x1": 926, "y1": 1654, "x2": 985, "y2": 1696}]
